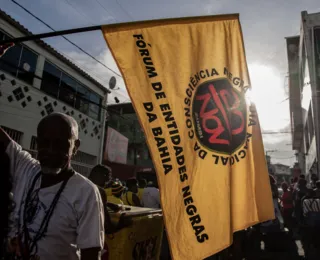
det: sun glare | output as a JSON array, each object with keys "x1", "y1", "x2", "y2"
[{"x1": 248, "y1": 64, "x2": 290, "y2": 131}]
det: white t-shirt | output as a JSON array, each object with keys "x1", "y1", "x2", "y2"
[
  {"x1": 6, "y1": 141, "x2": 104, "y2": 260},
  {"x1": 141, "y1": 187, "x2": 161, "y2": 208}
]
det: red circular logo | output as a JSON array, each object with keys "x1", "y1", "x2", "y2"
[{"x1": 192, "y1": 78, "x2": 247, "y2": 154}]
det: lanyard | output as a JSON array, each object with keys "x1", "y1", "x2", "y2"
[{"x1": 20, "y1": 170, "x2": 74, "y2": 259}]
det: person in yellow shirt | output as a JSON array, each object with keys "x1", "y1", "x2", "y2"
[
  {"x1": 107, "y1": 182, "x2": 124, "y2": 205},
  {"x1": 122, "y1": 178, "x2": 141, "y2": 207},
  {"x1": 137, "y1": 179, "x2": 147, "y2": 204},
  {"x1": 105, "y1": 182, "x2": 112, "y2": 198}
]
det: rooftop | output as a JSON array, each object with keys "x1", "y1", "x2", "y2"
[{"x1": 0, "y1": 8, "x2": 108, "y2": 94}]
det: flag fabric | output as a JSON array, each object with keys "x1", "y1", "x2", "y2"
[
  {"x1": 102, "y1": 14, "x2": 274, "y2": 259},
  {"x1": 0, "y1": 42, "x2": 14, "y2": 57}
]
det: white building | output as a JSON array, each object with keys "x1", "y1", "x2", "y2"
[
  {"x1": 286, "y1": 11, "x2": 320, "y2": 178},
  {"x1": 0, "y1": 10, "x2": 108, "y2": 176}
]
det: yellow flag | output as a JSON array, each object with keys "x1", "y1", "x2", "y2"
[{"x1": 102, "y1": 14, "x2": 274, "y2": 259}]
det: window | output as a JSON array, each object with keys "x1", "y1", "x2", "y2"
[
  {"x1": 89, "y1": 93, "x2": 102, "y2": 120},
  {"x1": 30, "y1": 136, "x2": 37, "y2": 151},
  {"x1": 1, "y1": 126, "x2": 23, "y2": 144},
  {"x1": 41, "y1": 60, "x2": 102, "y2": 120},
  {"x1": 75, "y1": 84, "x2": 90, "y2": 114},
  {"x1": 41, "y1": 61, "x2": 61, "y2": 97},
  {"x1": 59, "y1": 73, "x2": 76, "y2": 107},
  {"x1": 17, "y1": 47, "x2": 38, "y2": 84},
  {"x1": 0, "y1": 31, "x2": 38, "y2": 85}
]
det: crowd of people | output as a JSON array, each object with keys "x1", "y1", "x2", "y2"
[
  {"x1": 1, "y1": 112, "x2": 320, "y2": 260},
  {"x1": 271, "y1": 174, "x2": 320, "y2": 257},
  {"x1": 88, "y1": 166, "x2": 161, "y2": 209},
  {"x1": 0, "y1": 112, "x2": 163, "y2": 260}
]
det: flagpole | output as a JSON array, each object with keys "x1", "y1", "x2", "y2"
[{"x1": 0, "y1": 25, "x2": 102, "y2": 45}]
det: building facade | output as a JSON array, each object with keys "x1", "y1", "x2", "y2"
[
  {"x1": 107, "y1": 102, "x2": 153, "y2": 168},
  {"x1": 286, "y1": 11, "x2": 320, "y2": 178},
  {"x1": 0, "y1": 10, "x2": 108, "y2": 176}
]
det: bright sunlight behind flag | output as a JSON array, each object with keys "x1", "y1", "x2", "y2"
[{"x1": 102, "y1": 14, "x2": 274, "y2": 259}]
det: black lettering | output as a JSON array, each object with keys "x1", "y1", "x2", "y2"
[
  {"x1": 197, "y1": 234, "x2": 209, "y2": 243},
  {"x1": 186, "y1": 119, "x2": 192, "y2": 128},
  {"x1": 180, "y1": 173, "x2": 188, "y2": 182},
  {"x1": 186, "y1": 205, "x2": 197, "y2": 216},
  {"x1": 167, "y1": 121, "x2": 178, "y2": 130},
  {"x1": 139, "y1": 48, "x2": 149, "y2": 57},
  {"x1": 164, "y1": 164, "x2": 173, "y2": 175},
  {"x1": 176, "y1": 155, "x2": 185, "y2": 166},
  {"x1": 169, "y1": 128, "x2": 179, "y2": 135},
  {"x1": 160, "y1": 103, "x2": 170, "y2": 111},
  {"x1": 221, "y1": 156, "x2": 229, "y2": 166},
  {"x1": 171, "y1": 135, "x2": 181, "y2": 146},
  {"x1": 211, "y1": 68, "x2": 219, "y2": 76},
  {"x1": 233, "y1": 77, "x2": 241, "y2": 86},
  {"x1": 230, "y1": 156, "x2": 235, "y2": 165},
  {"x1": 194, "y1": 142, "x2": 200, "y2": 151},
  {"x1": 184, "y1": 107, "x2": 191, "y2": 117},
  {"x1": 174, "y1": 145, "x2": 183, "y2": 156},
  {"x1": 188, "y1": 130, "x2": 194, "y2": 139},
  {"x1": 194, "y1": 225, "x2": 205, "y2": 236},
  {"x1": 143, "y1": 102, "x2": 153, "y2": 112},
  {"x1": 146, "y1": 113, "x2": 157, "y2": 123},
  {"x1": 155, "y1": 137, "x2": 165, "y2": 147},
  {"x1": 191, "y1": 77, "x2": 196, "y2": 87},
  {"x1": 224, "y1": 67, "x2": 229, "y2": 76},
  {"x1": 198, "y1": 150, "x2": 207, "y2": 159},
  {"x1": 194, "y1": 73, "x2": 200, "y2": 83},
  {"x1": 182, "y1": 186, "x2": 191, "y2": 198},
  {"x1": 147, "y1": 66, "x2": 158, "y2": 78},
  {"x1": 179, "y1": 165, "x2": 186, "y2": 174},
  {"x1": 188, "y1": 83, "x2": 194, "y2": 91},
  {"x1": 159, "y1": 146, "x2": 169, "y2": 158},
  {"x1": 190, "y1": 214, "x2": 201, "y2": 226},
  {"x1": 200, "y1": 70, "x2": 206, "y2": 78},
  {"x1": 206, "y1": 69, "x2": 210, "y2": 77},
  {"x1": 163, "y1": 111, "x2": 174, "y2": 122},
  {"x1": 186, "y1": 88, "x2": 192, "y2": 98},
  {"x1": 239, "y1": 150, "x2": 246, "y2": 159},
  {"x1": 184, "y1": 196, "x2": 193, "y2": 206},
  {"x1": 133, "y1": 34, "x2": 143, "y2": 40},
  {"x1": 162, "y1": 157, "x2": 171, "y2": 164},
  {"x1": 184, "y1": 97, "x2": 191, "y2": 106},
  {"x1": 155, "y1": 92, "x2": 166, "y2": 99},
  {"x1": 152, "y1": 82, "x2": 162, "y2": 91},
  {"x1": 152, "y1": 127, "x2": 162, "y2": 136},
  {"x1": 143, "y1": 57, "x2": 153, "y2": 66},
  {"x1": 137, "y1": 40, "x2": 146, "y2": 48},
  {"x1": 212, "y1": 155, "x2": 219, "y2": 164}
]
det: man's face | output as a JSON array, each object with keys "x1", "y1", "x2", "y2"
[{"x1": 37, "y1": 118, "x2": 78, "y2": 174}]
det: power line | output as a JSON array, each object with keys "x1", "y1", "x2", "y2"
[
  {"x1": 63, "y1": 0, "x2": 96, "y2": 25},
  {"x1": 114, "y1": 0, "x2": 133, "y2": 20},
  {"x1": 11, "y1": 0, "x2": 123, "y2": 78},
  {"x1": 95, "y1": 0, "x2": 118, "y2": 22}
]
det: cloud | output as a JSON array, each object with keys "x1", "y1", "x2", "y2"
[{"x1": 65, "y1": 49, "x2": 130, "y2": 103}]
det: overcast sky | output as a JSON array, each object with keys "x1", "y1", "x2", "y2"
[{"x1": 2, "y1": 0, "x2": 320, "y2": 166}]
